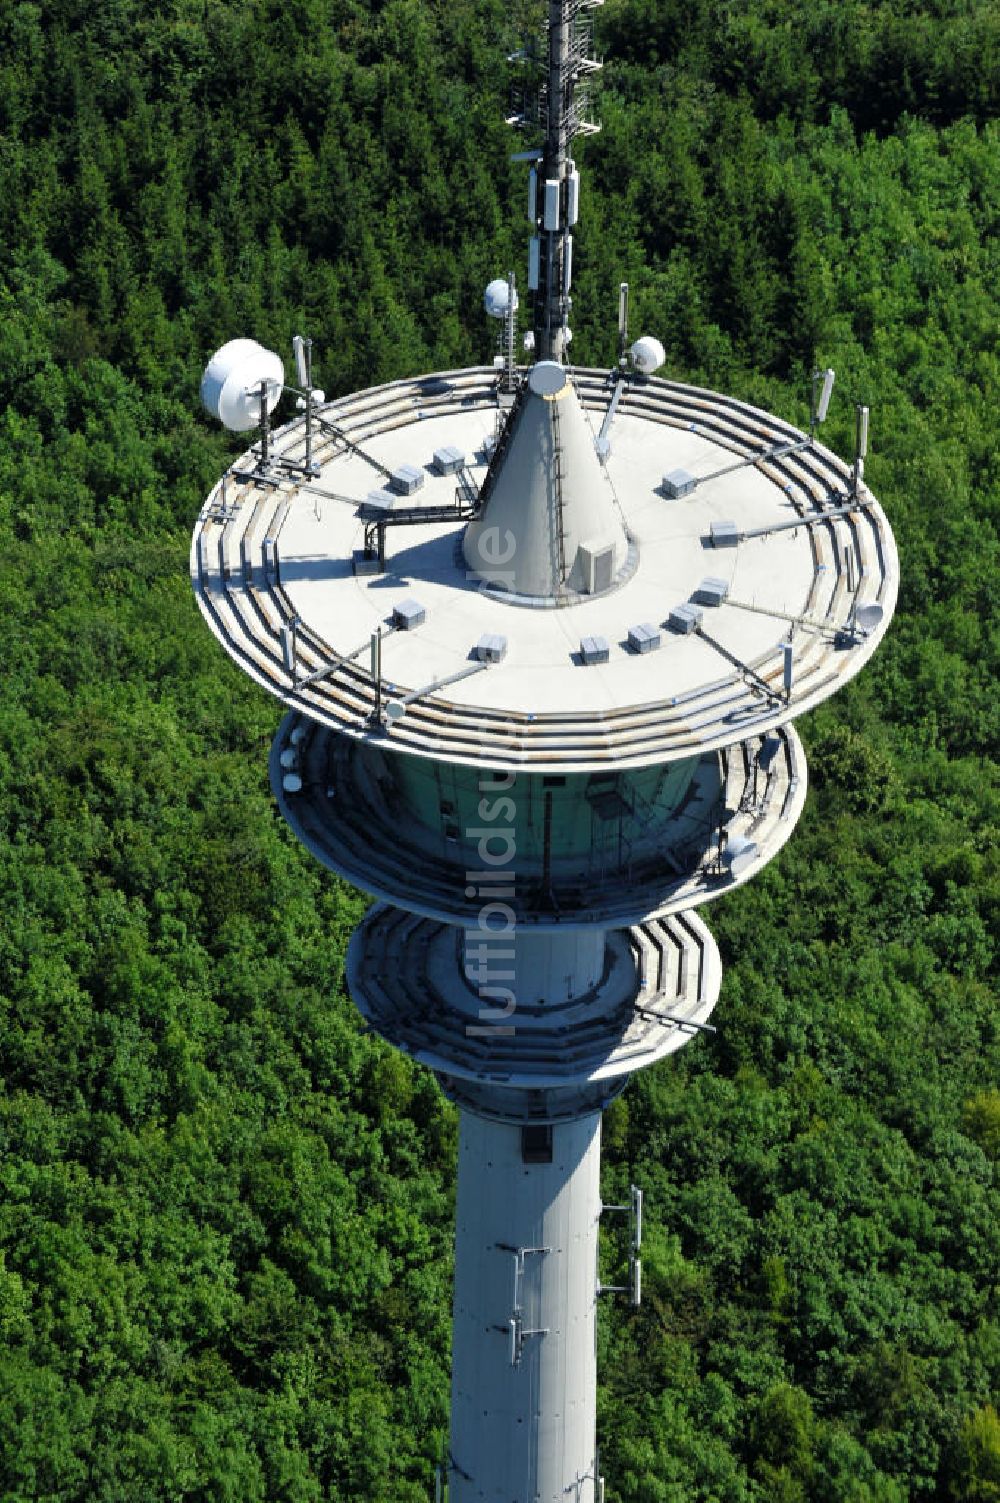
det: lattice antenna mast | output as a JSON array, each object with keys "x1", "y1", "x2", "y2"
[{"x1": 513, "y1": 1, "x2": 602, "y2": 362}]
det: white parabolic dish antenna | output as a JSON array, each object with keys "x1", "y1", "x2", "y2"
[
  {"x1": 855, "y1": 603, "x2": 885, "y2": 634},
  {"x1": 484, "y1": 278, "x2": 518, "y2": 319},
  {"x1": 200, "y1": 338, "x2": 284, "y2": 432},
  {"x1": 630, "y1": 335, "x2": 666, "y2": 375},
  {"x1": 527, "y1": 359, "x2": 567, "y2": 396},
  {"x1": 725, "y1": 835, "x2": 759, "y2": 877}
]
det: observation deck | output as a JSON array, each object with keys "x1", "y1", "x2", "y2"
[{"x1": 269, "y1": 710, "x2": 806, "y2": 930}]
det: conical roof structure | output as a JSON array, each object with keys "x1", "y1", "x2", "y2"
[{"x1": 463, "y1": 362, "x2": 630, "y2": 600}]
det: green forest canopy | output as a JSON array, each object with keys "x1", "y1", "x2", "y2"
[{"x1": 0, "y1": 1, "x2": 997, "y2": 1499}]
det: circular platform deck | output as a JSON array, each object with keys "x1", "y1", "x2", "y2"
[{"x1": 192, "y1": 366, "x2": 897, "y2": 773}]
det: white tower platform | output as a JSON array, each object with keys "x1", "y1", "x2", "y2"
[{"x1": 190, "y1": 6, "x2": 897, "y2": 1496}]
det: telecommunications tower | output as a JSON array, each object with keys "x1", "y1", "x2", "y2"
[{"x1": 193, "y1": 4, "x2": 897, "y2": 1497}]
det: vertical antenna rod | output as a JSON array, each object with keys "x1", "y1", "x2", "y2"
[
  {"x1": 525, "y1": 1, "x2": 601, "y2": 363},
  {"x1": 538, "y1": 1, "x2": 571, "y2": 362}
]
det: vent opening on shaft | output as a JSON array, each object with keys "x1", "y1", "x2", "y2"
[{"x1": 521, "y1": 1124, "x2": 554, "y2": 1163}]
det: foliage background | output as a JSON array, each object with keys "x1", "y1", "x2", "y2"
[{"x1": 0, "y1": 0, "x2": 997, "y2": 1498}]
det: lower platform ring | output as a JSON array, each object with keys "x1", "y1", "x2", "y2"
[{"x1": 346, "y1": 904, "x2": 722, "y2": 1100}]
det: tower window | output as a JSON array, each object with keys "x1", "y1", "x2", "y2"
[{"x1": 521, "y1": 1124, "x2": 553, "y2": 1163}]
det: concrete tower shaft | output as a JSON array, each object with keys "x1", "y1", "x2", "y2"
[
  {"x1": 343, "y1": 902, "x2": 721, "y2": 1501},
  {"x1": 449, "y1": 1110, "x2": 602, "y2": 1503}
]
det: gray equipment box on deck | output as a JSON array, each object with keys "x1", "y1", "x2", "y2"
[
  {"x1": 476, "y1": 633, "x2": 508, "y2": 664},
  {"x1": 710, "y1": 520, "x2": 739, "y2": 548},
  {"x1": 668, "y1": 603, "x2": 703, "y2": 635},
  {"x1": 580, "y1": 635, "x2": 611, "y2": 665},
  {"x1": 434, "y1": 445, "x2": 465, "y2": 476},
  {"x1": 627, "y1": 622, "x2": 662, "y2": 654},
  {"x1": 662, "y1": 468, "x2": 696, "y2": 499},
  {"x1": 693, "y1": 576, "x2": 730, "y2": 607},
  {"x1": 393, "y1": 597, "x2": 426, "y2": 631},
  {"x1": 391, "y1": 463, "x2": 425, "y2": 495}
]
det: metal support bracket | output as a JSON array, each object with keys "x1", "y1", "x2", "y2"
[
  {"x1": 496, "y1": 1244, "x2": 551, "y2": 1366},
  {"x1": 599, "y1": 1185, "x2": 643, "y2": 1307}
]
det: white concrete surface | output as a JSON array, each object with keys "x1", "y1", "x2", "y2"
[
  {"x1": 192, "y1": 366, "x2": 897, "y2": 768},
  {"x1": 449, "y1": 1110, "x2": 602, "y2": 1503}
]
